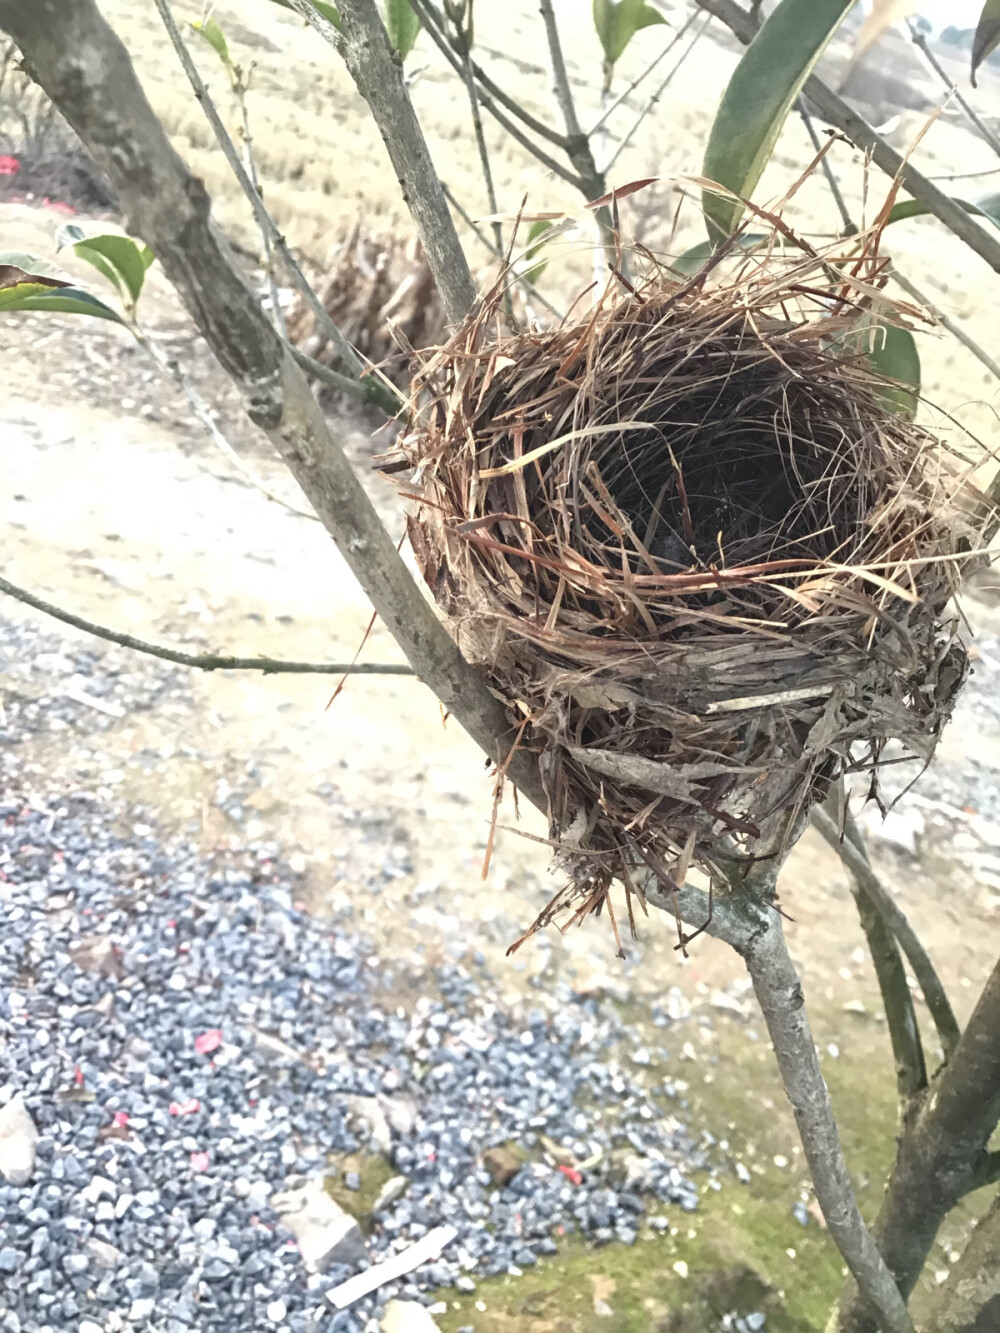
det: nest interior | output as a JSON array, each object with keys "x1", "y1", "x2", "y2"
[{"x1": 399, "y1": 246, "x2": 987, "y2": 935}]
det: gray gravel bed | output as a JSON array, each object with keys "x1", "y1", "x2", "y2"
[{"x1": 0, "y1": 618, "x2": 724, "y2": 1333}]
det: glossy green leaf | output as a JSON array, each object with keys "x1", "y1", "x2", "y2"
[
  {"x1": 0, "y1": 282, "x2": 127, "y2": 323},
  {"x1": 57, "y1": 225, "x2": 154, "y2": 307},
  {"x1": 593, "y1": 0, "x2": 666, "y2": 68},
  {"x1": 191, "y1": 16, "x2": 233, "y2": 70},
  {"x1": 972, "y1": 0, "x2": 1000, "y2": 85},
  {"x1": 271, "y1": 0, "x2": 341, "y2": 30},
  {"x1": 702, "y1": 0, "x2": 852, "y2": 244},
  {"x1": 885, "y1": 193, "x2": 1000, "y2": 230},
  {"x1": 384, "y1": 0, "x2": 420, "y2": 57}
]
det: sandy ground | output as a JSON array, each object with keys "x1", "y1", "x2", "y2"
[{"x1": 3, "y1": 4, "x2": 1000, "y2": 1326}]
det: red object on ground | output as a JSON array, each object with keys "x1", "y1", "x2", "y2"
[
  {"x1": 194, "y1": 1029, "x2": 223, "y2": 1055},
  {"x1": 112, "y1": 1111, "x2": 130, "y2": 1128},
  {"x1": 0, "y1": 155, "x2": 20, "y2": 176},
  {"x1": 169, "y1": 1098, "x2": 201, "y2": 1117},
  {"x1": 557, "y1": 1165, "x2": 583, "y2": 1186},
  {"x1": 189, "y1": 1151, "x2": 210, "y2": 1171}
]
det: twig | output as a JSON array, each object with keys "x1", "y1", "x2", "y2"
[
  {"x1": 538, "y1": 0, "x2": 582, "y2": 139},
  {"x1": 449, "y1": 12, "x2": 511, "y2": 322},
  {"x1": 287, "y1": 342, "x2": 396, "y2": 399},
  {"x1": 152, "y1": 0, "x2": 401, "y2": 413},
  {"x1": 335, "y1": 0, "x2": 478, "y2": 325},
  {"x1": 800, "y1": 97, "x2": 1000, "y2": 385},
  {"x1": 907, "y1": 21, "x2": 1000, "y2": 161},
  {"x1": 694, "y1": 0, "x2": 1000, "y2": 278},
  {"x1": 822, "y1": 790, "x2": 926, "y2": 1104},
  {"x1": 413, "y1": 0, "x2": 568, "y2": 148},
  {"x1": 440, "y1": 181, "x2": 564, "y2": 319},
  {"x1": 0, "y1": 573, "x2": 415, "y2": 676},
  {"x1": 407, "y1": 0, "x2": 582, "y2": 188},
  {"x1": 138, "y1": 332, "x2": 320, "y2": 522},
  {"x1": 234, "y1": 64, "x2": 287, "y2": 339},
  {"x1": 887, "y1": 265, "x2": 1000, "y2": 383},
  {"x1": 587, "y1": 13, "x2": 699, "y2": 139},
  {"x1": 812, "y1": 807, "x2": 961, "y2": 1059},
  {"x1": 741, "y1": 904, "x2": 916, "y2": 1333},
  {"x1": 601, "y1": 13, "x2": 711, "y2": 176}
]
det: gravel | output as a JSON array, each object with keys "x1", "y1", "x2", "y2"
[{"x1": 0, "y1": 617, "x2": 728, "y2": 1333}]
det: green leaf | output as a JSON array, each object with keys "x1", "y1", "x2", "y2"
[
  {"x1": 850, "y1": 314, "x2": 921, "y2": 418},
  {"x1": 521, "y1": 219, "x2": 555, "y2": 285},
  {"x1": 972, "y1": 0, "x2": 1000, "y2": 85},
  {"x1": 191, "y1": 16, "x2": 233, "y2": 71},
  {"x1": 0, "y1": 282, "x2": 127, "y2": 324},
  {"x1": 593, "y1": 0, "x2": 666, "y2": 68},
  {"x1": 701, "y1": 0, "x2": 853, "y2": 244},
  {"x1": 57, "y1": 225, "x2": 154, "y2": 307},
  {"x1": 0, "y1": 252, "x2": 72, "y2": 285},
  {"x1": 271, "y1": 0, "x2": 341, "y2": 29},
  {"x1": 885, "y1": 193, "x2": 1000, "y2": 230},
  {"x1": 384, "y1": 0, "x2": 420, "y2": 57}
]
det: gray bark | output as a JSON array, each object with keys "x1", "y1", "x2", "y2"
[
  {"x1": 0, "y1": 0, "x2": 543, "y2": 811},
  {"x1": 335, "y1": 0, "x2": 477, "y2": 324},
  {"x1": 837, "y1": 959, "x2": 1000, "y2": 1333},
  {"x1": 922, "y1": 1192, "x2": 1000, "y2": 1333}
]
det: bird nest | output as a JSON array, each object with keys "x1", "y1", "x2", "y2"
[{"x1": 395, "y1": 234, "x2": 989, "y2": 945}]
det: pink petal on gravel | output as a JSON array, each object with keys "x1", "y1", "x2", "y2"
[
  {"x1": 194, "y1": 1029, "x2": 223, "y2": 1056},
  {"x1": 168, "y1": 1098, "x2": 201, "y2": 1116},
  {"x1": 189, "y1": 1151, "x2": 210, "y2": 1171}
]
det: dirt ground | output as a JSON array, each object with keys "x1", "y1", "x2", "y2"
[{"x1": 3, "y1": 3, "x2": 1000, "y2": 1328}]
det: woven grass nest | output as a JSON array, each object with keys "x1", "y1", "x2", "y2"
[{"x1": 396, "y1": 234, "x2": 989, "y2": 947}]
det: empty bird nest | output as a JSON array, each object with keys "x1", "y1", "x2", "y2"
[{"x1": 393, "y1": 227, "x2": 991, "y2": 946}]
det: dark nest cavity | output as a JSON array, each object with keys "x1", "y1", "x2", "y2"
[{"x1": 396, "y1": 243, "x2": 990, "y2": 949}]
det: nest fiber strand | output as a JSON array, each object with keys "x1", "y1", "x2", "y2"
[{"x1": 399, "y1": 241, "x2": 985, "y2": 938}]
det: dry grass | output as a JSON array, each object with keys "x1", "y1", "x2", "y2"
[{"x1": 399, "y1": 223, "x2": 991, "y2": 947}]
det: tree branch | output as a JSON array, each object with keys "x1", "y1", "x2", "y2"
[
  {"x1": 741, "y1": 907, "x2": 915, "y2": 1333},
  {"x1": 922, "y1": 1190, "x2": 1000, "y2": 1333},
  {"x1": 837, "y1": 957, "x2": 1000, "y2": 1333},
  {"x1": 0, "y1": 574, "x2": 414, "y2": 677},
  {"x1": 153, "y1": 0, "x2": 400, "y2": 414},
  {"x1": 335, "y1": 0, "x2": 476, "y2": 324},
  {"x1": 537, "y1": 0, "x2": 607, "y2": 207},
  {"x1": 812, "y1": 806, "x2": 961, "y2": 1060},
  {"x1": 0, "y1": 0, "x2": 544, "y2": 811},
  {"x1": 407, "y1": 0, "x2": 583, "y2": 189},
  {"x1": 907, "y1": 21, "x2": 1000, "y2": 161},
  {"x1": 822, "y1": 793, "x2": 928, "y2": 1105},
  {"x1": 694, "y1": 0, "x2": 1000, "y2": 278}
]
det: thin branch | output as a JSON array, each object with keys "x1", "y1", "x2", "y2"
[
  {"x1": 812, "y1": 807, "x2": 961, "y2": 1060},
  {"x1": 234, "y1": 64, "x2": 287, "y2": 339},
  {"x1": 287, "y1": 342, "x2": 395, "y2": 398},
  {"x1": 408, "y1": 0, "x2": 583, "y2": 188},
  {"x1": 799, "y1": 98, "x2": 1000, "y2": 385},
  {"x1": 887, "y1": 265, "x2": 1000, "y2": 383},
  {"x1": 0, "y1": 0, "x2": 545, "y2": 810},
  {"x1": 538, "y1": 0, "x2": 582, "y2": 139},
  {"x1": 601, "y1": 13, "x2": 711, "y2": 176},
  {"x1": 741, "y1": 906, "x2": 916, "y2": 1333},
  {"x1": 413, "y1": 0, "x2": 568, "y2": 148},
  {"x1": 587, "y1": 13, "x2": 699, "y2": 139},
  {"x1": 695, "y1": 0, "x2": 1000, "y2": 278},
  {"x1": 138, "y1": 331, "x2": 320, "y2": 522},
  {"x1": 335, "y1": 0, "x2": 477, "y2": 324},
  {"x1": 837, "y1": 956, "x2": 1000, "y2": 1333},
  {"x1": 821, "y1": 790, "x2": 927, "y2": 1104},
  {"x1": 153, "y1": 0, "x2": 401, "y2": 414},
  {"x1": 0, "y1": 574, "x2": 414, "y2": 676},
  {"x1": 440, "y1": 180, "x2": 564, "y2": 319},
  {"x1": 907, "y1": 21, "x2": 1000, "y2": 161}
]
